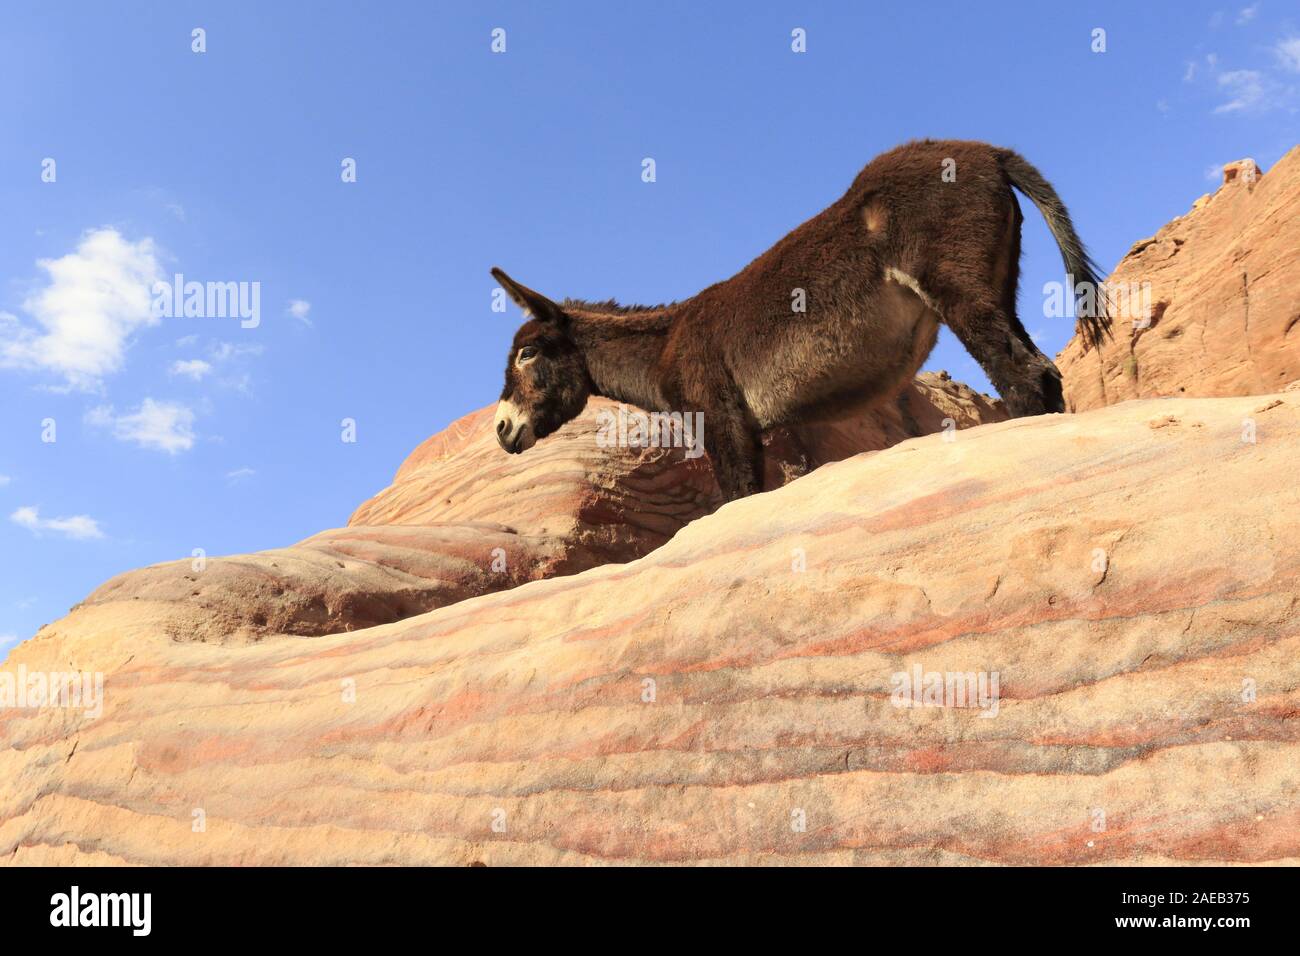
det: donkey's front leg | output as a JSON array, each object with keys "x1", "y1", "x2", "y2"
[{"x1": 702, "y1": 398, "x2": 763, "y2": 502}]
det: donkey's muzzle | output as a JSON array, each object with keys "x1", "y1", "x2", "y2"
[
  {"x1": 496, "y1": 419, "x2": 520, "y2": 453},
  {"x1": 494, "y1": 400, "x2": 534, "y2": 453}
]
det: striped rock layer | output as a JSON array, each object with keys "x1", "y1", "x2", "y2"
[
  {"x1": 2, "y1": 390, "x2": 1297, "y2": 865},
  {"x1": 53, "y1": 373, "x2": 1002, "y2": 646}
]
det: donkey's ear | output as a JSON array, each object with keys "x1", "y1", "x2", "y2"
[{"x1": 491, "y1": 267, "x2": 567, "y2": 324}]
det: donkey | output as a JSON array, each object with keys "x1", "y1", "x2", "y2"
[{"x1": 492, "y1": 139, "x2": 1110, "y2": 501}]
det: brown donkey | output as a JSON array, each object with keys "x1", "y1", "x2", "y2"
[{"x1": 492, "y1": 139, "x2": 1110, "y2": 501}]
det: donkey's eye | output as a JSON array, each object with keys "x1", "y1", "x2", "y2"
[{"x1": 517, "y1": 346, "x2": 539, "y2": 364}]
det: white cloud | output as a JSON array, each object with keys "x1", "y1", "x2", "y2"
[
  {"x1": 169, "y1": 358, "x2": 212, "y2": 380},
  {"x1": 87, "y1": 399, "x2": 196, "y2": 454},
  {"x1": 1205, "y1": 163, "x2": 1225, "y2": 181},
  {"x1": 0, "y1": 228, "x2": 164, "y2": 391},
  {"x1": 226, "y1": 467, "x2": 256, "y2": 483},
  {"x1": 287, "y1": 299, "x2": 312, "y2": 325},
  {"x1": 219, "y1": 372, "x2": 254, "y2": 396},
  {"x1": 1277, "y1": 37, "x2": 1300, "y2": 72},
  {"x1": 207, "y1": 342, "x2": 261, "y2": 397},
  {"x1": 10, "y1": 505, "x2": 104, "y2": 540},
  {"x1": 209, "y1": 341, "x2": 263, "y2": 362},
  {"x1": 1237, "y1": 3, "x2": 1259, "y2": 25},
  {"x1": 1213, "y1": 69, "x2": 1267, "y2": 112},
  {"x1": 0, "y1": 474, "x2": 9, "y2": 486}
]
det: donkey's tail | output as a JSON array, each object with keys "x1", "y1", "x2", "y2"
[{"x1": 999, "y1": 150, "x2": 1112, "y2": 349}]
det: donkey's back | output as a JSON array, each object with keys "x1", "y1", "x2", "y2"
[
  {"x1": 491, "y1": 140, "x2": 1108, "y2": 501},
  {"x1": 667, "y1": 140, "x2": 1107, "y2": 430}
]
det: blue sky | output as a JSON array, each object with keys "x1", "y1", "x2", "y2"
[{"x1": 1, "y1": 1, "x2": 1297, "y2": 655}]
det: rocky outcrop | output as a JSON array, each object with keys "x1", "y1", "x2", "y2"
[
  {"x1": 1058, "y1": 147, "x2": 1300, "y2": 410},
  {"x1": 348, "y1": 370, "x2": 1003, "y2": 525},
  {"x1": 3, "y1": 390, "x2": 1297, "y2": 865},
  {"x1": 57, "y1": 372, "x2": 1003, "y2": 646}
]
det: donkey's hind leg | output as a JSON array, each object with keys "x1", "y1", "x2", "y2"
[
  {"x1": 702, "y1": 394, "x2": 763, "y2": 501},
  {"x1": 930, "y1": 279, "x2": 1064, "y2": 417}
]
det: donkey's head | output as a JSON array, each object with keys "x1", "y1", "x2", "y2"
[{"x1": 492, "y1": 267, "x2": 592, "y2": 454}]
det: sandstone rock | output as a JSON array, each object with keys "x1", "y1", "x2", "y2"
[
  {"x1": 72, "y1": 523, "x2": 579, "y2": 645},
  {"x1": 3, "y1": 391, "x2": 1296, "y2": 865},
  {"x1": 1058, "y1": 146, "x2": 1300, "y2": 410},
  {"x1": 350, "y1": 371, "x2": 1003, "y2": 525},
  {"x1": 759, "y1": 370, "x2": 1003, "y2": 487},
  {"x1": 57, "y1": 373, "x2": 1003, "y2": 646}
]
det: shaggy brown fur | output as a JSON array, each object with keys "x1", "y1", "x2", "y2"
[{"x1": 492, "y1": 139, "x2": 1110, "y2": 501}]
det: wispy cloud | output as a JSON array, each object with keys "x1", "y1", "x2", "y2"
[
  {"x1": 1186, "y1": 20, "x2": 1296, "y2": 115},
  {"x1": 206, "y1": 341, "x2": 263, "y2": 395},
  {"x1": 10, "y1": 505, "x2": 104, "y2": 540},
  {"x1": 209, "y1": 341, "x2": 264, "y2": 362},
  {"x1": 169, "y1": 358, "x2": 212, "y2": 381},
  {"x1": 218, "y1": 372, "x2": 254, "y2": 396},
  {"x1": 287, "y1": 299, "x2": 312, "y2": 325},
  {"x1": 1277, "y1": 36, "x2": 1300, "y2": 72},
  {"x1": 86, "y1": 399, "x2": 196, "y2": 454},
  {"x1": 226, "y1": 467, "x2": 256, "y2": 483},
  {"x1": 0, "y1": 474, "x2": 10, "y2": 486},
  {"x1": 1213, "y1": 69, "x2": 1268, "y2": 112},
  {"x1": 133, "y1": 186, "x2": 187, "y2": 223},
  {"x1": 0, "y1": 228, "x2": 163, "y2": 391}
]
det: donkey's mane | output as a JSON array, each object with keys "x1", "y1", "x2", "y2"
[{"x1": 561, "y1": 297, "x2": 676, "y2": 315}]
